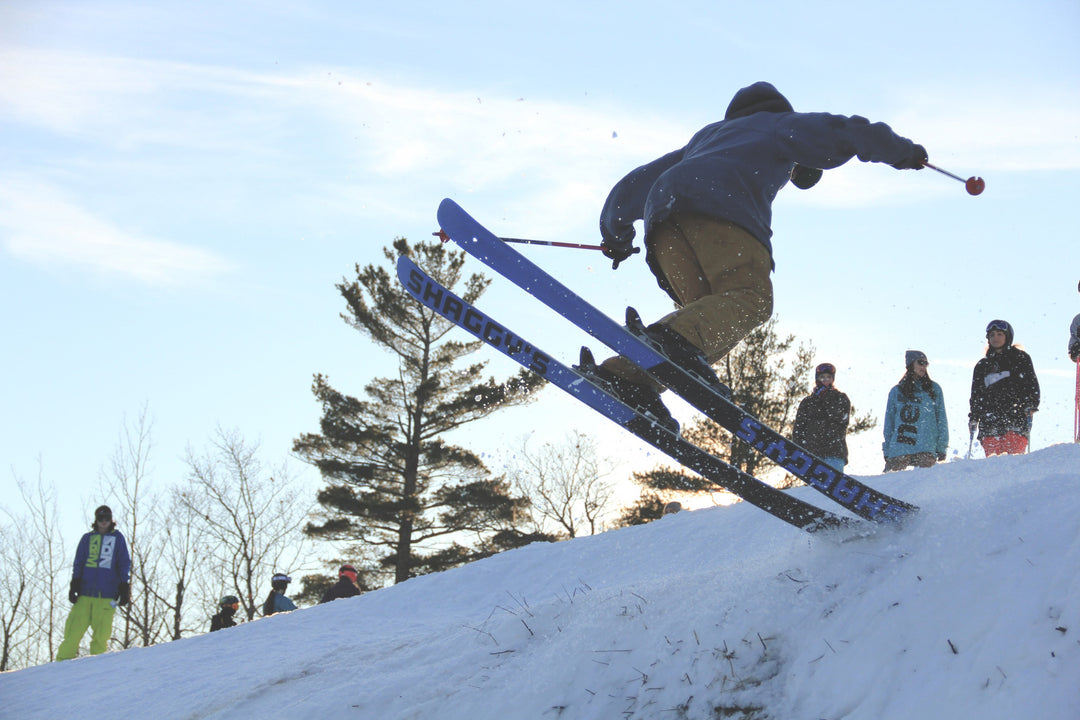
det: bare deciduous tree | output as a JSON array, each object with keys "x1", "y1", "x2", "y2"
[
  {"x1": 3, "y1": 462, "x2": 66, "y2": 667},
  {"x1": 0, "y1": 515, "x2": 31, "y2": 670},
  {"x1": 103, "y1": 405, "x2": 170, "y2": 649},
  {"x1": 160, "y1": 490, "x2": 208, "y2": 638},
  {"x1": 507, "y1": 430, "x2": 616, "y2": 539},
  {"x1": 180, "y1": 427, "x2": 313, "y2": 621}
]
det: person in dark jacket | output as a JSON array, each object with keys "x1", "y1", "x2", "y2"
[
  {"x1": 882, "y1": 351, "x2": 949, "y2": 472},
  {"x1": 590, "y1": 81, "x2": 928, "y2": 430},
  {"x1": 792, "y1": 363, "x2": 851, "y2": 472},
  {"x1": 262, "y1": 573, "x2": 297, "y2": 617},
  {"x1": 210, "y1": 595, "x2": 240, "y2": 632},
  {"x1": 56, "y1": 505, "x2": 132, "y2": 660},
  {"x1": 319, "y1": 564, "x2": 362, "y2": 604},
  {"x1": 1068, "y1": 281, "x2": 1080, "y2": 363},
  {"x1": 969, "y1": 319, "x2": 1040, "y2": 456}
]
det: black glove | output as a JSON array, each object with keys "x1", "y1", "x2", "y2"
[
  {"x1": 790, "y1": 164, "x2": 823, "y2": 189},
  {"x1": 892, "y1": 144, "x2": 928, "y2": 170},
  {"x1": 69, "y1": 578, "x2": 80, "y2": 605},
  {"x1": 599, "y1": 226, "x2": 640, "y2": 270},
  {"x1": 968, "y1": 419, "x2": 979, "y2": 436},
  {"x1": 117, "y1": 582, "x2": 131, "y2": 607},
  {"x1": 1068, "y1": 338, "x2": 1080, "y2": 362},
  {"x1": 936, "y1": 452, "x2": 947, "y2": 462}
]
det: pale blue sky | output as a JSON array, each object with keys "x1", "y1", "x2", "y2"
[{"x1": 2, "y1": 1, "x2": 1078, "y2": 538}]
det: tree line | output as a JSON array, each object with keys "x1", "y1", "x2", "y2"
[
  {"x1": 0, "y1": 237, "x2": 868, "y2": 670},
  {"x1": 1, "y1": 416, "x2": 311, "y2": 670}
]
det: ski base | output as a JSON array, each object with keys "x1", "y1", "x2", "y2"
[{"x1": 398, "y1": 254, "x2": 862, "y2": 534}]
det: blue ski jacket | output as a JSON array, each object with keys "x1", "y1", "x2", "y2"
[
  {"x1": 600, "y1": 84, "x2": 918, "y2": 259},
  {"x1": 71, "y1": 529, "x2": 131, "y2": 599},
  {"x1": 263, "y1": 592, "x2": 297, "y2": 616},
  {"x1": 882, "y1": 381, "x2": 949, "y2": 459}
]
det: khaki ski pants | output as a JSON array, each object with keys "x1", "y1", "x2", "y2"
[{"x1": 604, "y1": 211, "x2": 773, "y2": 387}]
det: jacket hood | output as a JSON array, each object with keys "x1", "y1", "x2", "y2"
[{"x1": 725, "y1": 82, "x2": 794, "y2": 119}]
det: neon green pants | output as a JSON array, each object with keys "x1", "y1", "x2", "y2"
[{"x1": 56, "y1": 596, "x2": 116, "y2": 660}]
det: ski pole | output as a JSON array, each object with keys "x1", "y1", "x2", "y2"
[
  {"x1": 965, "y1": 423, "x2": 976, "y2": 460},
  {"x1": 434, "y1": 230, "x2": 604, "y2": 251},
  {"x1": 924, "y1": 162, "x2": 985, "y2": 196}
]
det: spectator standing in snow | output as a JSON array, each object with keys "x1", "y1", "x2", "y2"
[
  {"x1": 1071, "y1": 282, "x2": 1080, "y2": 444},
  {"x1": 56, "y1": 505, "x2": 132, "y2": 660},
  {"x1": 210, "y1": 595, "x2": 240, "y2": 632},
  {"x1": 262, "y1": 573, "x2": 297, "y2": 617},
  {"x1": 1069, "y1": 281, "x2": 1080, "y2": 363},
  {"x1": 882, "y1": 351, "x2": 949, "y2": 472},
  {"x1": 319, "y1": 564, "x2": 362, "y2": 604},
  {"x1": 969, "y1": 319, "x2": 1040, "y2": 456},
  {"x1": 792, "y1": 362, "x2": 851, "y2": 472},
  {"x1": 591, "y1": 81, "x2": 928, "y2": 431}
]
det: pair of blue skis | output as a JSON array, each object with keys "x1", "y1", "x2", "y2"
[{"x1": 398, "y1": 198, "x2": 917, "y2": 532}]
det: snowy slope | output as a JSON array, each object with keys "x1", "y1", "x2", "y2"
[{"x1": 3, "y1": 445, "x2": 1078, "y2": 720}]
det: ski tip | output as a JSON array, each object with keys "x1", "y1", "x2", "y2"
[{"x1": 438, "y1": 197, "x2": 463, "y2": 216}]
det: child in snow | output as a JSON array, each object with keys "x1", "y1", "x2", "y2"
[
  {"x1": 262, "y1": 573, "x2": 297, "y2": 617},
  {"x1": 210, "y1": 595, "x2": 240, "y2": 631},
  {"x1": 319, "y1": 564, "x2": 362, "y2": 604}
]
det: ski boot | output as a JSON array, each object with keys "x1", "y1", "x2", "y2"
[
  {"x1": 625, "y1": 307, "x2": 732, "y2": 397},
  {"x1": 575, "y1": 347, "x2": 680, "y2": 435}
]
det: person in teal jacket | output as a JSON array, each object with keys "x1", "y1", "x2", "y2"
[
  {"x1": 56, "y1": 505, "x2": 131, "y2": 660},
  {"x1": 882, "y1": 350, "x2": 949, "y2": 472}
]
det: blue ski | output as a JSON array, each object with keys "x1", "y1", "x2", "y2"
[
  {"x1": 435, "y1": 198, "x2": 916, "y2": 523},
  {"x1": 397, "y1": 254, "x2": 857, "y2": 533}
]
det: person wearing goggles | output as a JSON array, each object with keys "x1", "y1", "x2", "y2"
[
  {"x1": 969, "y1": 320, "x2": 1040, "y2": 456},
  {"x1": 210, "y1": 595, "x2": 241, "y2": 632},
  {"x1": 882, "y1": 351, "x2": 949, "y2": 472},
  {"x1": 57, "y1": 505, "x2": 132, "y2": 660}
]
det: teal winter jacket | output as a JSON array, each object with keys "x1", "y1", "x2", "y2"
[{"x1": 882, "y1": 381, "x2": 948, "y2": 459}]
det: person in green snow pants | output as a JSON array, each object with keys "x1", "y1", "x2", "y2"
[{"x1": 56, "y1": 505, "x2": 131, "y2": 661}]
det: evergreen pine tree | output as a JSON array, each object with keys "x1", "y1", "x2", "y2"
[{"x1": 294, "y1": 238, "x2": 546, "y2": 584}]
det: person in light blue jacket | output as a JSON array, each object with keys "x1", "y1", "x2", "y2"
[
  {"x1": 262, "y1": 573, "x2": 297, "y2": 616},
  {"x1": 882, "y1": 351, "x2": 949, "y2": 472}
]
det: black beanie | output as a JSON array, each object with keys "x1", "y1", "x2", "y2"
[{"x1": 725, "y1": 82, "x2": 794, "y2": 120}]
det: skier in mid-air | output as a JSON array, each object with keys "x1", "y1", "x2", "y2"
[{"x1": 592, "y1": 81, "x2": 928, "y2": 431}]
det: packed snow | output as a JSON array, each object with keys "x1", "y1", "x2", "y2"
[{"x1": 3, "y1": 445, "x2": 1078, "y2": 720}]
